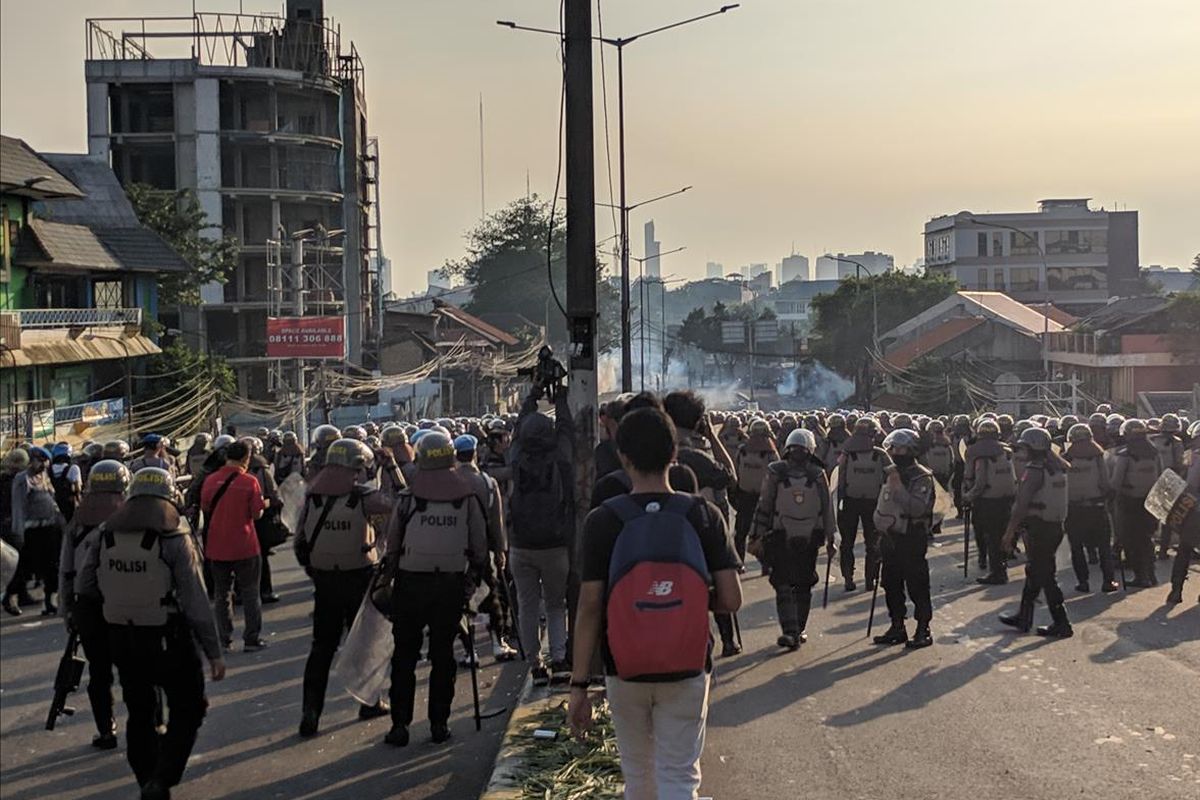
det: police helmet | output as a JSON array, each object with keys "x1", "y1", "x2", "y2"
[
  {"x1": 1018, "y1": 427, "x2": 1052, "y2": 452},
  {"x1": 51, "y1": 442, "x2": 73, "y2": 459},
  {"x1": 282, "y1": 431, "x2": 298, "y2": 446},
  {"x1": 86, "y1": 460, "x2": 131, "y2": 494},
  {"x1": 29, "y1": 446, "x2": 52, "y2": 462},
  {"x1": 381, "y1": 426, "x2": 408, "y2": 450},
  {"x1": 255, "y1": 426, "x2": 270, "y2": 438},
  {"x1": 129, "y1": 467, "x2": 177, "y2": 500},
  {"x1": 363, "y1": 422, "x2": 380, "y2": 437},
  {"x1": 1188, "y1": 420, "x2": 1200, "y2": 439},
  {"x1": 1119, "y1": 418, "x2": 1148, "y2": 438},
  {"x1": 103, "y1": 440, "x2": 130, "y2": 460},
  {"x1": 1088, "y1": 413, "x2": 1107, "y2": 426},
  {"x1": 784, "y1": 428, "x2": 817, "y2": 453},
  {"x1": 1160, "y1": 413, "x2": 1181, "y2": 433},
  {"x1": 1067, "y1": 423, "x2": 1093, "y2": 443},
  {"x1": 415, "y1": 431, "x2": 457, "y2": 470},
  {"x1": 142, "y1": 433, "x2": 164, "y2": 449},
  {"x1": 213, "y1": 434, "x2": 236, "y2": 450},
  {"x1": 882, "y1": 429, "x2": 921, "y2": 453},
  {"x1": 827, "y1": 413, "x2": 846, "y2": 430},
  {"x1": 927, "y1": 419, "x2": 945, "y2": 434},
  {"x1": 1059, "y1": 414, "x2": 1079, "y2": 430},
  {"x1": 324, "y1": 438, "x2": 373, "y2": 470},
  {"x1": 239, "y1": 436, "x2": 264, "y2": 455},
  {"x1": 1096, "y1": 403, "x2": 1113, "y2": 414},
  {"x1": 892, "y1": 413, "x2": 914, "y2": 431},
  {"x1": 853, "y1": 417, "x2": 877, "y2": 435},
  {"x1": 453, "y1": 434, "x2": 478, "y2": 454},
  {"x1": 748, "y1": 418, "x2": 771, "y2": 437},
  {"x1": 342, "y1": 425, "x2": 366, "y2": 442},
  {"x1": 976, "y1": 419, "x2": 1000, "y2": 438},
  {"x1": 3, "y1": 448, "x2": 30, "y2": 470},
  {"x1": 191, "y1": 433, "x2": 212, "y2": 451},
  {"x1": 312, "y1": 424, "x2": 341, "y2": 448},
  {"x1": 83, "y1": 442, "x2": 105, "y2": 460},
  {"x1": 1105, "y1": 413, "x2": 1125, "y2": 428}
]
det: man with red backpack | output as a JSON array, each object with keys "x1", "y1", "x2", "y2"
[{"x1": 569, "y1": 406, "x2": 741, "y2": 799}]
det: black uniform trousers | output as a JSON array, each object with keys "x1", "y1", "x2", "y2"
[
  {"x1": 837, "y1": 497, "x2": 879, "y2": 582},
  {"x1": 879, "y1": 530, "x2": 932, "y2": 625},
  {"x1": 303, "y1": 566, "x2": 374, "y2": 717},
  {"x1": 973, "y1": 497, "x2": 1011, "y2": 575},
  {"x1": 1019, "y1": 519, "x2": 1066, "y2": 613},
  {"x1": 109, "y1": 621, "x2": 207, "y2": 789},
  {"x1": 732, "y1": 490, "x2": 758, "y2": 562},
  {"x1": 1170, "y1": 508, "x2": 1199, "y2": 594},
  {"x1": 764, "y1": 531, "x2": 820, "y2": 637},
  {"x1": 389, "y1": 572, "x2": 467, "y2": 728},
  {"x1": 75, "y1": 597, "x2": 116, "y2": 735},
  {"x1": 1065, "y1": 502, "x2": 1115, "y2": 585},
  {"x1": 1116, "y1": 496, "x2": 1157, "y2": 582}
]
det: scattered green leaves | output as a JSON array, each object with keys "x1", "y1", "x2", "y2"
[{"x1": 511, "y1": 699, "x2": 623, "y2": 800}]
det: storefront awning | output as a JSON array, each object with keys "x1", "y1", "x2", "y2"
[{"x1": 2, "y1": 329, "x2": 161, "y2": 367}]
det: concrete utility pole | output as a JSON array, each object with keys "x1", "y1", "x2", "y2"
[{"x1": 564, "y1": 0, "x2": 597, "y2": 532}]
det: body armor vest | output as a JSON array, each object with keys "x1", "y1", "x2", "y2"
[
  {"x1": 1028, "y1": 466, "x2": 1069, "y2": 522},
  {"x1": 873, "y1": 465, "x2": 934, "y2": 535},
  {"x1": 842, "y1": 449, "x2": 886, "y2": 499},
  {"x1": 397, "y1": 495, "x2": 472, "y2": 574},
  {"x1": 772, "y1": 469, "x2": 823, "y2": 541},
  {"x1": 738, "y1": 447, "x2": 772, "y2": 494},
  {"x1": 922, "y1": 441, "x2": 954, "y2": 477},
  {"x1": 1119, "y1": 450, "x2": 1158, "y2": 498},
  {"x1": 1066, "y1": 453, "x2": 1106, "y2": 503},
  {"x1": 306, "y1": 492, "x2": 377, "y2": 571},
  {"x1": 97, "y1": 528, "x2": 180, "y2": 626},
  {"x1": 968, "y1": 438, "x2": 1017, "y2": 498}
]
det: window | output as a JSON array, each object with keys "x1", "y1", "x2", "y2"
[
  {"x1": 977, "y1": 232, "x2": 988, "y2": 257},
  {"x1": 993, "y1": 269, "x2": 1006, "y2": 292},
  {"x1": 1045, "y1": 229, "x2": 1107, "y2": 255},
  {"x1": 93, "y1": 280, "x2": 123, "y2": 310},
  {"x1": 1010, "y1": 267, "x2": 1040, "y2": 292},
  {"x1": 992, "y1": 232, "x2": 1003, "y2": 257},
  {"x1": 1047, "y1": 267, "x2": 1106, "y2": 292},
  {"x1": 976, "y1": 269, "x2": 989, "y2": 289},
  {"x1": 1010, "y1": 231, "x2": 1040, "y2": 256}
]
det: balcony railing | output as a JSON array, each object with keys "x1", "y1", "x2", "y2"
[{"x1": 15, "y1": 308, "x2": 142, "y2": 329}]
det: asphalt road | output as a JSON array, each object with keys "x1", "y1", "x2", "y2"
[
  {"x1": 0, "y1": 547, "x2": 526, "y2": 800},
  {"x1": 700, "y1": 518, "x2": 1200, "y2": 800}
]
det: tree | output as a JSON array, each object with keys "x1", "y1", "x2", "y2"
[
  {"x1": 126, "y1": 184, "x2": 239, "y2": 307},
  {"x1": 133, "y1": 342, "x2": 236, "y2": 434},
  {"x1": 441, "y1": 195, "x2": 620, "y2": 350},
  {"x1": 811, "y1": 271, "x2": 959, "y2": 399}
]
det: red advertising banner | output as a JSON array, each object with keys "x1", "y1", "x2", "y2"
[{"x1": 266, "y1": 316, "x2": 346, "y2": 359}]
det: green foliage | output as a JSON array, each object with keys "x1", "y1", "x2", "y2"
[
  {"x1": 1166, "y1": 290, "x2": 1200, "y2": 338},
  {"x1": 136, "y1": 342, "x2": 236, "y2": 403},
  {"x1": 126, "y1": 184, "x2": 239, "y2": 307},
  {"x1": 441, "y1": 195, "x2": 620, "y2": 350},
  {"x1": 811, "y1": 271, "x2": 959, "y2": 395}
]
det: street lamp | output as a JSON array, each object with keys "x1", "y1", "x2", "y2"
[
  {"x1": 499, "y1": 5, "x2": 739, "y2": 391},
  {"x1": 967, "y1": 217, "x2": 1050, "y2": 375},
  {"x1": 83, "y1": 333, "x2": 134, "y2": 436},
  {"x1": 631, "y1": 246, "x2": 686, "y2": 390}
]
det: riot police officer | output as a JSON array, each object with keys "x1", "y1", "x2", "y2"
[
  {"x1": 1111, "y1": 419, "x2": 1163, "y2": 587},
  {"x1": 294, "y1": 439, "x2": 394, "y2": 738},
  {"x1": 963, "y1": 418, "x2": 1018, "y2": 583},
  {"x1": 750, "y1": 428, "x2": 835, "y2": 650},
  {"x1": 380, "y1": 431, "x2": 487, "y2": 746},
  {"x1": 999, "y1": 428, "x2": 1073, "y2": 638},
  {"x1": 1151, "y1": 413, "x2": 1186, "y2": 560},
  {"x1": 130, "y1": 434, "x2": 176, "y2": 477},
  {"x1": 1166, "y1": 421, "x2": 1200, "y2": 604},
  {"x1": 376, "y1": 426, "x2": 412, "y2": 500},
  {"x1": 272, "y1": 431, "x2": 305, "y2": 483},
  {"x1": 185, "y1": 434, "x2": 211, "y2": 478},
  {"x1": 76, "y1": 467, "x2": 225, "y2": 800},
  {"x1": 58, "y1": 459, "x2": 130, "y2": 749},
  {"x1": 732, "y1": 418, "x2": 779, "y2": 563},
  {"x1": 836, "y1": 417, "x2": 890, "y2": 591},
  {"x1": 871, "y1": 429, "x2": 936, "y2": 649},
  {"x1": 305, "y1": 424, "x2": 342, "y2": 479},
  {"x1": 1062, "y1": 424, "x2": 1119, "y2": 593}
]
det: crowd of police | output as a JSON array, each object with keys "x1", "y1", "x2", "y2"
[{"x1": 1, "y1": 391, "x2": 1197, "y2": 800}]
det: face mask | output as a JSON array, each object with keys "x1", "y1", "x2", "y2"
[
  {"x1": 893, "y1": 454, "x2": 916, "y2": 468},
  {"x1": 788, "y1": 450, "x2": 810, "y2": 466}
]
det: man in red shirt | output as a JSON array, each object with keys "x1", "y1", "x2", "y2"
[{"x1": 201, "y1": 441, "x2": 268, "y2": 651}]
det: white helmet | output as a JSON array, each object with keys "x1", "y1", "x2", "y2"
[{"x1": 784, "y1": 428, "x2": 816, "y2": 452}]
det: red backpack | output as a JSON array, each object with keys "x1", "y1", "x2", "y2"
[{"x1": 603, "y1": 494, "x2": 712, "y2": 681}]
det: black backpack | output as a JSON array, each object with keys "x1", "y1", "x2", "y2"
[
  {"x1": 510, "y1": 446, "x2": 565, "y2": 548},
  {"x1": 50, "y1": 466, "x2": 79, "y2": 518}
]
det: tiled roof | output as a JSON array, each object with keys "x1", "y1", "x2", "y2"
[
  {"x1": 94, "y1": 227, "x2": 189, "y2": 273},
  {"x1": 36, "y1": 154, "x2": 141, "y2": 226},
  {"x1": 0, "y1": 136, "x2": 84, "y2": 199},
  {"x1": 884, "y1": 317, "x2": 986, "y2": 368},
  {"x1": 20, "y1": 218, "x2": 123, "y2": 271},
  {"x1": 1074, "y1": 296, "x2": 1171, "y2": 332}
]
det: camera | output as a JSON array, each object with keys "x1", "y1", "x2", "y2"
[{"x1": 519, "y1": 345, "x2": 567, "y2": 401}]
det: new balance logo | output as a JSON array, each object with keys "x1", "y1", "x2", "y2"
[{"x1": 647, "y1": 581, "x2": 674, "y2": 597}]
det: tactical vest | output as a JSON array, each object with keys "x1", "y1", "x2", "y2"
[
  {"x1": 923, "y1": 442, "x2": 954, "y2": 477},
  {"x1": 772, "y1": 472, "x2": 822, "y2": 541},
  {"x1": 1067, "y1": 455, "x2": 1106, "y2": 503},
  {"x1": 1150, "y1": 434, "x2": 1181, "y2": 474},
  {"x1": 397, "y1": 496, "x2": 472, "y2": 574},
  {"x1": 843, "y1": 449, "x2": 885, "y2": 499},
  {"x1": 1119, "y1": 451, "x2": 1158, "y2": 498},
  {"x1": 972, "y1": 442, "x2": 1017, "y2": 499},
  {"x1": 97, "y1": 528, "x2": 179, "y2": 626},
  {"x1": 188, "y1": 453, "x2": 209, "y2": 476},
  {"x1": 873, "y1": 466, "x2": 934, "y2": 534},
  {"x1": 306, "y1": 493, "x2": 377, "y2": 571},
  {"x1": 1028, "y1": 466, "x2": 1068, "y2": 522},
  {"x1": 738, "y1": 448, "x2": 771, "y2": 494}
]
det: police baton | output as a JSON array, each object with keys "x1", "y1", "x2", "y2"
[
  {"x1": 822, "y1": 546, "x2": 833, "y2": 609},
  {"x1": 962, "y1": 508, "x2": 972, "y2": 579},
  {"x1": 460, "y1": 615, "x2": 506, "y2": 732},
  {"x1": 866, "y1": 561, "x2": 882, "y2": 637}
]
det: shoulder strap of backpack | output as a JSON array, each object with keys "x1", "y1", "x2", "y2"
[
  {"x1": 662, "y1": 493, "x2": 699, "y2": 518},
  {"x1": 603, "y1": 493, "x2": 644, "y2": 524}
]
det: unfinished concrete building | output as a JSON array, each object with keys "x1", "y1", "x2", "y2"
[{"x1": 84, "y1": 0, "x2": 382, "y2": 400}]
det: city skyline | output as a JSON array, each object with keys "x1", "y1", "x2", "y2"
[{"x1": 2, "y1": 0, "x2": 1197, "y2": 292}]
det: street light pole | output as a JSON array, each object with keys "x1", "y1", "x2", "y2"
[{"x1": 631, "y1": 248, "x2": 685, "y2": 392}]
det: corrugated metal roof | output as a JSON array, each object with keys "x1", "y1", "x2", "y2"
[
  {"x1": 958, "y1": 291, "x2": 1065, "y2": 335},
  {"x1": 22, "y1": 218, "x2": 123, "y2": 271},
  {"x1": 5, "y1": 329, "x2": 160, "y2": 367},
  {"x1": 0, "y1": 136, "x2": 84, "y2": 199},
  {"x1": 432, "y1": 299, "x2": 520, "y2": 347},
  {"x1": 884, "y1": 317, "x2": 986, "y2": 368},
  {"x1": 1074, "y1": 296, "x2": 1171, "y2": 332}
]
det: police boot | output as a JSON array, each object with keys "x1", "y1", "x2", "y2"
[
  {"x1": 1166, "y1": 588, "x2": 1183, "y2": 604},
  {"x1": 384, "y1": 724, "x2": 410, "y2": 747},
  {"x1": 430, "y1": 720, "x2": 452, "y2": 744},
  {"x1": 358, "y1": 700, "x2": 390, "y2": 720},
  {"x1": 92, "y1": 719, "x2": 117, "y2": 750},
  {"x1": 905, "y1": 624, "x2": 933, "y2": 649},
  {"x1": 299, "y1": 707, "x2": 320, "y2": 738},
  {"x1": 1036, "y1": 605, "x2": 1073, "y2": 638},
  {"x1": 998, "y1": 598, "x2": 1034, "y2": 633},
  {"x1": 873, "y1": 620, "x2": 908, "y2": 645}
]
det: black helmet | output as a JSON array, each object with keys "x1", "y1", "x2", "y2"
[{"x1": 1018, "y1": 427, "x2": 1052, "y2": 452}]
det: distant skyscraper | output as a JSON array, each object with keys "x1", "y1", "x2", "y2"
[
  {"x1": 644, "y1": 219, "x2": 661, "y2": 278},
  {"x1": 815, "y1": 251, "x2": 895, "y2": 280},
  {"x1": 780, "y1": 254, "x2": 809, "y2": 283},
  {"x1": 747, "y1": 263, "x2": 769, "y2": 278},
  {"x1": 706, "y1": 261, "x2": 724, "y2": 279},
  {"x1": 428, "y1": 268, "x2": 452, "y2": 290}
]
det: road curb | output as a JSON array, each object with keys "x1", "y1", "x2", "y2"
[{"x1": 479, "y1": 673, "x2": 538, "y2": 799}]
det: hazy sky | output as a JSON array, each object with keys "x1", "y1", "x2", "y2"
[{"x1": 3, "y1": 1, "x2": 1198, "y2": 292}]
